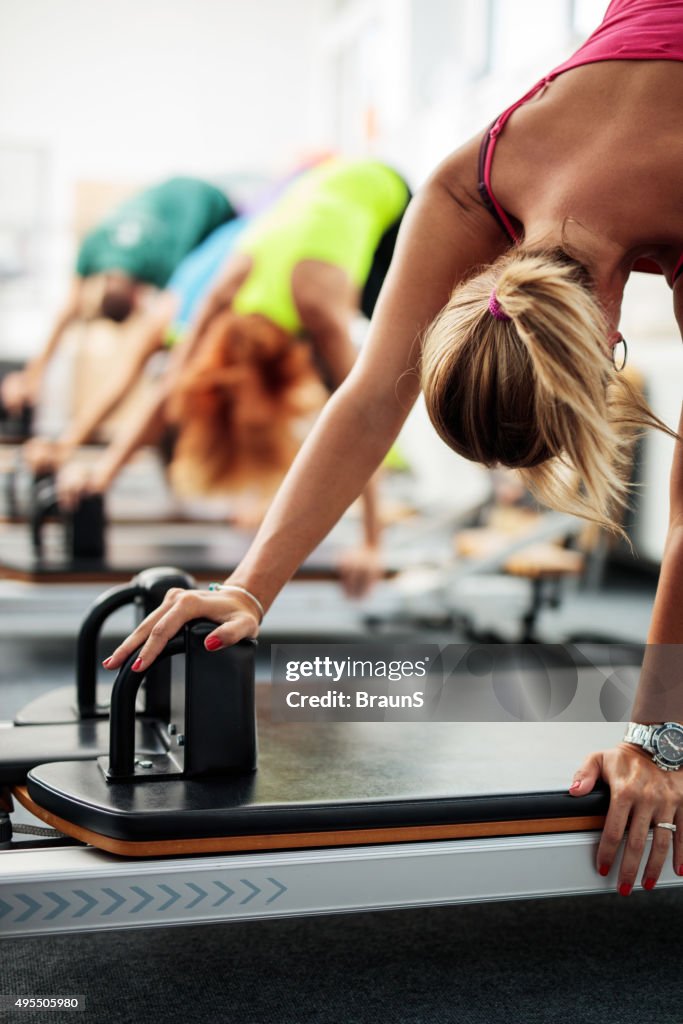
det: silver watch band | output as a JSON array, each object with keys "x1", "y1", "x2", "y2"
[{"x1": 623, "y1": 721, "x2": 655, "y2": 752}]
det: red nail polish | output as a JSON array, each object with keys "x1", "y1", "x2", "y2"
[
  {"x1": 205, "y1": 636, "x2": 222, "y2": 651},
  {"x1": 619, "y1": 882, "x2": 632, "y2": 897},
  {"x1": 102, "y1": 657, "x2": 112, "y2": 668},
  {"x1": 643, "y1": 877, "x2": 656, "y2": 891},
  {"x1": 132, "y1": 657, "x2": 143, "y2": 671},
  {"x1": 677, "y1": 865, "x2": 683, "y2": 877},
  {"x1": 569, "y1": 781, "x2": 581, "y2": 792},
  {"x1": 598, "y1": 863, "x2": 610, "y2": 877}
]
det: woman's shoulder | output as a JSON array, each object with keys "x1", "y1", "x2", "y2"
[
  {"x1": 430, "y1": 133, "x2": 486, "y2": 204},
  {"x1": 429, "y1": 132, "x2": 513, "y2": 251}
]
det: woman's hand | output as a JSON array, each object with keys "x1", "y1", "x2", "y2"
[
  {"x1": 1, "y1": 369, "x2": 37, "y2": 415},
  {"x1": 56, "y1": 459, "x2": 110, "y2": 510},
  {"x1": 102, "y1": 586, "x2": 261, "y2": 674},
  {"x1": 22, "y1": 437, "x2": 68, "y2": 474},
  {"x1": 569, "y1": 742, "x2": 683, "y2": 893}
]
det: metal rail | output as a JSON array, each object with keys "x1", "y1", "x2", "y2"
[{"x1": 2, "y1": 831, "x2": 681, "y2": 938}]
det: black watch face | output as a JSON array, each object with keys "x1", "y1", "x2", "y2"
[{"x1": 653, "y1": 725, "x2": 683, "y2": 767}]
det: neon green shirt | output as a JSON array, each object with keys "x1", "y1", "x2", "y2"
[{"x1": 232, "y1": 160, "x2": 409, "y2": 333}]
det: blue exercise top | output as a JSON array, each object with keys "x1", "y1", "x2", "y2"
[{"x1": 165, "y1": 217, "x2": 249, "y2": 342}]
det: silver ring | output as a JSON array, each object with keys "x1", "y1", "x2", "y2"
[
  {"x1": 612, "y1": 335, "x2": 628, "y2": 372},
  {"x1": 655, "y1": 822, "x2": 677, "y2": 833}
]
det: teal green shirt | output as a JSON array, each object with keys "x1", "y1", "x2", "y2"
[{"x1": 76, "y1": 177, "x2": 235, "y2": 288}]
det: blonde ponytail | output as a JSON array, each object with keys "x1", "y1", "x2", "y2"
[{"x1": 421, "y1": 248, "x2": 675, "y2": 533}]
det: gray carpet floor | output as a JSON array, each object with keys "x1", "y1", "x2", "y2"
[{"x1": 3, "y1": 889, "x2": 683, "y2": 1024}]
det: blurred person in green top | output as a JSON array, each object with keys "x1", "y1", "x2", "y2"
[
  {"x1": 58, "y1": 158, "x2": 411, "y2": 594},
  {"x1": 1, "y1": 176, "x2": 235, "y2": 418}
]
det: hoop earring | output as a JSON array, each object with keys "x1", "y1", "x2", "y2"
[{"x1": 612, "y1": 335, "x2": 628, "y2": 372}]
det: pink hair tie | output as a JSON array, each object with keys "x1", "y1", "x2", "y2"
[{"x1": 488, "y1": 290, "x2": 511, "y2": 322}]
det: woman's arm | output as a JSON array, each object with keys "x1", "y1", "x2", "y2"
[
  {"x1": 178, "y1": 252, "x2": 252, "y2": 367},
  {"x1": 292, "y1": 259, "x2": 381, "y2": 592},
  {"x1": 56, "y1": 382, "x2": 171, "y2": 509},
  {"x1": 59, "y1": 297, "x2": 177, "y2": 453},
  {"x1": 104, "y1": 138, "x2": 508, "y2": 669},
  {"x1": 56, "y1": 262, "x2": 256, "y2": 506},
  {"x1": 642, "y1": 277, "x2": 683, "y2": 631},
  {"x1": 634, "y1": 278, "x2": 683, "y2": 710},
  {"x1": 2, "y1": 277, "x2": 83, "y2": 413},
  {"x1": 569, "y1": 279, "x2": 683, "y2": 893},
  {"x1": 620, "y1": 273, "x2": 683, "y2": 721},
  {"x1": 630, "y1": 405, "x2": 683, "y2": 722},
  {"x1": 25, "y1": 297, "x2": 177, "y2": 477}
]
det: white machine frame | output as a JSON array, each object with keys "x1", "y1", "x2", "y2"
[{"x1": 2, "y1": 831, "x2": 681, "y2": 939}]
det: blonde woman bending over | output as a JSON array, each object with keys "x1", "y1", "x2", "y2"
[{"x1": 105, "y1": 0, "x2": 683, "y2": 896}]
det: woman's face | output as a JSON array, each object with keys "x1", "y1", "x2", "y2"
[{"x1": 231, "y1": 373, "x2": 274, "y2": 429}]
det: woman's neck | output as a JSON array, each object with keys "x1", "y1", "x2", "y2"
[{"x1": 521, "y1": 218, "x2": 629, "y2": 335}]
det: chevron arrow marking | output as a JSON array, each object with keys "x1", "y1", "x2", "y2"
[
  {"x1": 185, "y1": 883, "x2": 208, "y2": 910},
  {"x1": 129, "y1": 886, "x2": 154, "y2": 914},
  {"x1": 101, "y1": 888, "x2": 126, "y2": 917},
  {"x1": 72, "y1": 890, "x2": 98, "y2": 919},
  {"x1": 212, "y1": 882, "x2": 234, "y2": 907},
  {"x1": 44, "y1": 891, "x2": 70, "y2": 920},
  {"x1": 0, "y1": 898, "x2": 12, "y2": 920},
  {"x1": 157, "y1": 885, "x2": 181, "y2": 912},
  {"x1": 240, "y1": 879, "x2": 260, "y2": 904},
  {"x1": 15, "y1": 894, "x2": 41, "y2": 922},
  {"x1": 266, "y1": 878, "x2": 288, "y2": 904}
]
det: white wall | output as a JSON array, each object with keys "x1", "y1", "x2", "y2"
[
  {"x1": 0, "y1": 0, "x2": 321, "y2": 185},
  {"x1": 0, "y1": 0, "x2": 323, "y2": 353},
  {"x1": 309, "y1": 0, "x2": 607, "y2": 184}
]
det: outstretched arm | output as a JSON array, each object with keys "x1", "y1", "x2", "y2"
[
  {"x1": 59, "y1": 296, "x2": 177, "y2": 454},
  {"x1": 569, "y1": 276, "x2": 683, "y2": 893},
  {"x1": 25, "y1": 296, "x2": 177, "y2": 476},
  {"x1": 56, "y1": 381, "x2": 171, "y2": 509},
  {"x1": 2, "y1": 277, "x2": 83, "y2": 413},
  {"x1": 56, "y1": 260, "x2": 252, "y2": 504},
  {"x1": 176, "y1": 252, "x2": 252, "y2": 369},
  {"x1": 103, "y1": 134, "x2": 508, "y2": 669},
  {"x1": 631, "y1": 277, "x2": 683, "y2": 712},
  {"x1": 293, "y1": 258, "x2": 381, "y2": 593}
]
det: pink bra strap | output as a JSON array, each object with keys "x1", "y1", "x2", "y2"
[
  {"x1": 483, "y1": 76, "x2": 554, "y2": 246},
  {"x1": 673, "y1": 252, "x2": 683, "y2": 283}
]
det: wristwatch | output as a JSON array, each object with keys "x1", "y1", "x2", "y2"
[{"x1": 623, "y1": 721, "x2": 683, "y2": 771}]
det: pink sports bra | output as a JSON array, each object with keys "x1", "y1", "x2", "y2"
[{"x1": 477, "y1": 0, "x2": 683, "y2": 284}]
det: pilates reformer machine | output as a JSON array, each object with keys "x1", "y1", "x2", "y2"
[
  {"x1": 0, "y1": 370, "x2": 592, "y2": 646},
  {"x1": 0, "y1": 437, "x2": 605, "y2": 656},
  {"x1": 0, "y1": 445, "x2": 462, "y2": 585},
  {"x1": 2, "y1": 569, "x2": 680, "y2": 940},
  {"x1": 0, "y1": 399, "x2": 32, "y2": 448}
]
